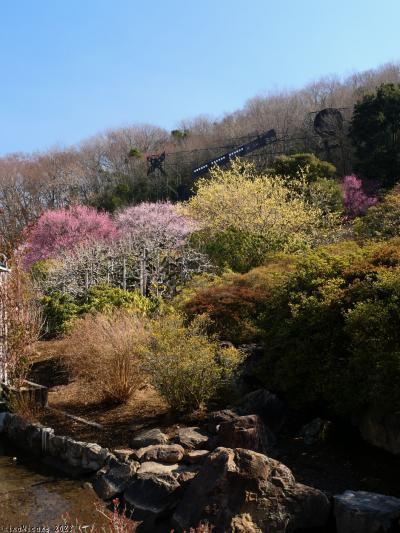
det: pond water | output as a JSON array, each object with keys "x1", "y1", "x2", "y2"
[{"x1": 0, "y1": 440, "x2": 110, "y2": 530}]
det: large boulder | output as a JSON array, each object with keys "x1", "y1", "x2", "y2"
[
  {"x1": 131, "y1": 428, "x2": 168, "y2": 448},
  {"x1": 176, "y1": 427, "x2": 211, "y2": 450},
  {"x1": 334, "y1": 490, "x2": 400, "y2": 533},
  {"x1": 172, "y1": 447, "x2": 331, "y2": 533},
  {"x1": 217, "y1": 414, "x2": 272, "y2": 454},
  {"x1": 135, "y1": 444, "x2": 185, "y2": 464},
  {"x1": 124, "y1": 461, "x2": 198, "y2": 516},
  {"x1": 124, "y1": 470, "x2": 181, "y2": 516},
  {"x1": 358, "y1": 409, "x2": 400, "y2": 455},
  {"x1": 238, "y1": 389, "x2": 286, "y2": 431},
  {"x1": 81, "y1": 442, "x2": 110, "y2": 471},
  {"x1": 93, "y1": 459, "x2": 138, "y2": 500}
]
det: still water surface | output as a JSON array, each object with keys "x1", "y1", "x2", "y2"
[{"x1": 0, "y1": 440, "x2": 110, "y2": 530}]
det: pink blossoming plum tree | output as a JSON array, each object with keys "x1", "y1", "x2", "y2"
[
  {"x1": 34, "y1": 202, "x2": 210, "y2": 298},
  {"x1": 116, "y1": 201, "x2": 197, "y2": 247},
  {"x1": 23, "y1": 205, "x2": 119, "y2": 268}
]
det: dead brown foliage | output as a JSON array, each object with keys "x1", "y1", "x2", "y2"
[
  {"x1": 0, "y1": 257, "x2": 42, "y2": 387},
  {"x1": 60, "y1": 310, "x2": 149, "y2": 405}
]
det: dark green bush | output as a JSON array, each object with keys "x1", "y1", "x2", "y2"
[
  {"x1": 258, "y1": 239, "x2": 400, "y2": 415},
  {"x1": 191, "y1": 227, "x2": 273, "y2": 273},
  {"x1": 41, "y1": 292, "x2": 80, "y2": 337},
  {"x1": 92, "y1": 181, "x2": 136, "y2": 212}
]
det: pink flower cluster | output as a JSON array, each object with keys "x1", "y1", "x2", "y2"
[
  {"x1": 23, "y1": 202, "x2": 197, "y2": 268},
  {"x1": 341, "y1": 175, "x2": 377, "y2": 219},
  {"x1": 23, "y1": 205, "x2": 119, "y2": 268},
  {"x1": 116, "y1": 201, "x2": 196, "y2": 245}
]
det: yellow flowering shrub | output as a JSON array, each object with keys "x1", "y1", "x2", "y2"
[{"x1": 182, "y1": 159, "x2": 341, "y2": 255}]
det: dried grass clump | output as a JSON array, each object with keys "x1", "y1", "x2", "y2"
[
  {"x1": 61, "y1": 310, "x2": 149, "y2": 404},
  {"x1": 6, "y1": 391, "x2": 44, "y2": 423},
  {"x1": 0, "y1": 257, "x2": 42, "y2": 387}
]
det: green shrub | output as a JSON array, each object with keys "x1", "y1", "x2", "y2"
[
  {"x1": 41, "y1": 292, "x2": 80, "y2": 337},
  {"x1": 41, "y1": 285, "x2": 153, "y2": 337},
  {"x1": 141, "y1": 312, "x2": 244, "y2": 412},
  {"x1": 257, "y1": 239, "x2": 400, "y2": 414},
  {"x1": 355, "y1": 187, "x2": 400, "y2": 239},
  {"x1": 309, "y1": 178, "x2": 344, "y2": 214},
  {"x1": 92, "y1": 181, "x2": 136, "y2": 212},
  {"x1": 267, "y1": 153, "x2": 337, "y2": 182},
  {"x1": 82, "y1": 285, "x2": 153, "y2": 315},
  {"x1": 191, "y1": 227, "x2": 273, "y2": 273}
]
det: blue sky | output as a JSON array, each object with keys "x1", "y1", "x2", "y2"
[{"x1": 0, "y1": 0, "x2": 399, "y2": 155}]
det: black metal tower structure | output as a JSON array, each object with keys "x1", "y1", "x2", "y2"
[{"x1": 191, "y1": 129, "x2": 277, "y2": 179}]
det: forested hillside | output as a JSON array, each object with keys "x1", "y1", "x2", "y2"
[{"x1": 1, "y1": 61, "x2": 399, "y2": 251}]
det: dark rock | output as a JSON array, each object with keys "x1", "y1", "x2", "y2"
[
  {"x1": 172, "y1": 447, "x2": 331, "y2": 533},
  {"x1": 299, "y1": 418, "x2": 333, "y2": 446},
  {"x1": 217, "y1": 414, "x2": 272, "y2": 454},
  {"x1": 113, "y1": 448, "x2": 135, "y2": 462},
  {"x1": 175, "y1": 465, "x2": 200, "y2": 487},
  {"x1": 184, "y1": 450, "x2": 210, "y2": 465},
  {"x1": 237, "y1": 343, "x2": 265, "y2": 389},
  {"x1": 85, "y1": 442, "x2": 109, "y2": 460},
  {"x1": 334, "y1": 490, "x2": 400, "y2": 533},
  {"x1": 237, "y1": 388, "x2": 287, "y2": 432},
  {"x1": 48, "y1": 434, "x2": 67, "y2": 456},
  {"x1": 207, "y1": 409, "x2": 240, "y2": 434},
  {"x1": 93, "y1": 461, "x2": 138, "y2": 500},
  {"x1": 124, "y1": 467, "x2": 181, "y2": 515},
  {"x1": 41, "y1": 455, "x2": 88, "y2": 477},
  {"x1": 0, "y1": 412, "x2": 8, "y2": 432},
  {"x1": 131, "y1": 428, "x2": 168, "y2": 448},
  {"x1": 176, "y1": 427, "x2": 211, "y2": 450},
  {"x1": 136, "y1": 444, "x2": 185, "y2": 464},
  {"x1": 358, "y1": 409, "x2": 400, "y2": 455}
]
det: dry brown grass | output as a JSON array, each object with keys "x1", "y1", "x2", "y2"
[
  {"x1": 6, "y1": 389, "x2": 45, "y2": 422},
  {"x1": 60, "y1": 310, "x2": 149, "y2": 405},
  {"x1": 0, "y1": 257, "x2": 42, "y2": 387}
]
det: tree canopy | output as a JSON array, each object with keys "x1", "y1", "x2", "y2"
[{"x1": 350, "y1": 83, "x2": 400, "y2": 188}]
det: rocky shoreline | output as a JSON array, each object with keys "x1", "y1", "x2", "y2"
[{"x1": 2, "y1": 406, "x2": 400, "y2": 532}]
